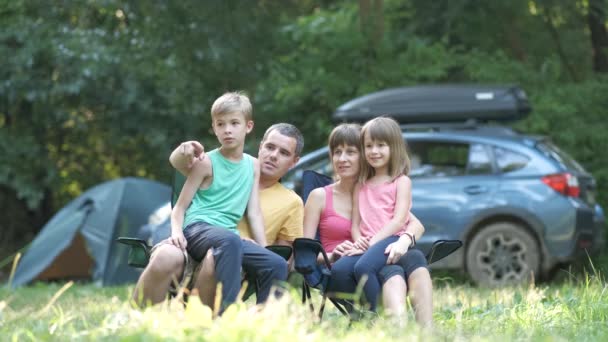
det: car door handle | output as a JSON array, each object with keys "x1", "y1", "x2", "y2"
[{"x1": 463, "y1": 185, "x2": 488, "y2": 195}]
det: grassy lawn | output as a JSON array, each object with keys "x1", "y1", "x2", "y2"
[{"x1": 2, "y1": 272, "x2": 607, "y2": 341}]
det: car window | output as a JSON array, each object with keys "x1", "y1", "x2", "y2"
[
  {"x1": 409, "y1": 141, "x2": 493, "y2": 177},
  {"x1": 535, "y1": 140, "x2": 586, "y2": 173},
  {"x1": 468, "y1": 144, "x2": 493, "y2": 175},
  {"x1": 409, "y1": 141, "x2": 468, "y2": 177},
  {"x1": 493, "y1": 147, "x2": 530, "y2": 173}
]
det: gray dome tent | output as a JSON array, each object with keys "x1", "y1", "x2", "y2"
[{"x1": 11, "y1": 177, "x2": 170, "y2": 287}]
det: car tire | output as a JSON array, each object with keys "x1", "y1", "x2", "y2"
[{"x1": 466, "y1": 222, "x2": 540, "y2": 287}]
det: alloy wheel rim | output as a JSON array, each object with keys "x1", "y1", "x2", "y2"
[{"x1": 476, "y1": 232, "x2": 530, "y2": 285}]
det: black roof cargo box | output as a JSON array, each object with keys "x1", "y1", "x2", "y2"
[{"x1": 332, "y1": 85, "x2": 531, "y2": 124}]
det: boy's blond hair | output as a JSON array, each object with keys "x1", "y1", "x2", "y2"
[
  {"x1": 359, "y1": 117, "x2": 410, "y2": 182},
  {"x1": 211, "y1": 91, "x2": 253, "y2": 121}
]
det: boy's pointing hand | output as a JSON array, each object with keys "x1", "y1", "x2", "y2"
[{"x1": 181, "y1": 141, "x2": 206, "y2": 167}]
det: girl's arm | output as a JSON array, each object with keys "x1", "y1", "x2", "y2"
[
  {"x1": 246, "y1": 159, "x2": 267, "y2": 247},
  {"x1": 368, "y1": 175, "x2": 412, "y2": 247},
  {"x1": 170, "y1": 158, "x2": 210, "y2": 250},
  {"x1": 385, "y1": 212, "x2": 424, "y2": 264}
]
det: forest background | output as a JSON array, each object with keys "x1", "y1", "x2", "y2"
[{"x1": 2, "y1": 0, "x2": 608, "y2": 269}]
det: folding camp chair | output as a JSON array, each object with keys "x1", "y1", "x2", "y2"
[
  {"x1": 116, "y1": 171, "x2": 187, "y2": 268},
  {"x1": 116, "y1": 169, "x2": 292, "y2": 301},
  {"x1": 293, "y1": 170, "x2": 463, "y2": 319}
]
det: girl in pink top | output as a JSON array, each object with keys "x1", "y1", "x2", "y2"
[{"x1": 331, "y1": 117, "x2": 415, "y2": 312}]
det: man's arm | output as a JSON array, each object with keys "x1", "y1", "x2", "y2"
[
  {"x1": 246, "y1": 159, "x2": 267, "y2": 247},
  {"x1": 169, "y1": 141, "x2": 205, "y2": 176}
]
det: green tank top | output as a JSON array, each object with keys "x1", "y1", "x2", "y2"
[{"x1": 183, "y1": 149, "x2": 254, "y2": 233}]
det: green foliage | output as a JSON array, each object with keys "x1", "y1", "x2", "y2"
[
  {"x1": 1, "y1": 0, "x2": 607, "y2": 262},
  {"x1": 255, "y1": 3, "x2": 458, "y2": 152}
]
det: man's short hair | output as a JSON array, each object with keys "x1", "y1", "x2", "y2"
[
  {"x1": 211, "y1": 91, "x2": 253, "y2": 121},
  {"x1": 262, "y1": 123, "x2": 304, "y2": 157}
]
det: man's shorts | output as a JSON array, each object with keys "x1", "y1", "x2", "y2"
[{"x1": 149, "y1": 239, "x2": 202, "y2": 295}]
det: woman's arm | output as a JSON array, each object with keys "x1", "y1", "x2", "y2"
[
  {"x1": 368, "y1": 175, "x2": 412, "y2": 246},
  {"x1": 407, "y1": 212, "x2": 425, "y2": 241},
  {"x1": 170, "y1": 158, "x2": 210, "y2": 250},
  {"x1": 246, "y1": 159, "x2": 267, "y2": 247},
  {"x1": 385, "y1": 212, "x2": 424, "y2": 264},
  {"x1": 303, "y1": 188, "x2": 332, "y2": 263},
  {"x1": 350, "y1": 183, "x2": 363, "y2": 242},
  {"x1": 303, "y1": 188, "x2": 324, "y2": 239}
]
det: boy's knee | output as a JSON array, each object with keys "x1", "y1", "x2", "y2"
[{"x1": 222, "y1": 233, "x2": 242, "y2": 249}]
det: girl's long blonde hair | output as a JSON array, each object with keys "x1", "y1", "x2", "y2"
[{"x1": 359, "y1": 117, "x2": 410, "y2": 182}]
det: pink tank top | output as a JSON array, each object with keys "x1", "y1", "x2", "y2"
[
  {"x1": 318, "y1": 185, "x2": 353, "y2": 253},
  {"x1": 358, "y1": 175, "x2": 410, "y2": 238}
]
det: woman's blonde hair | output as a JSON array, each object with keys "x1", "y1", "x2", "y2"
[{"x1": 359, "y1": 117, "x2": 410, "y2": 182}]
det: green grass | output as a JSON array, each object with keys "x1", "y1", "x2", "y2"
[{"x1": 2, "y1": 273, "x2": 607, "y2": 341}]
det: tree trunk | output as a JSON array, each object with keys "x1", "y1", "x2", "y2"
[
  {"x1": 588, "y1": 0, "x2": 608, "y2": 72},
  {"x1": 359, "y1": 0, "x2": 384, "y2": 45},
  {"x1": 541, "y1": 8, "x2": 579, "y2": 81},
  {"x1": 0, "y1": 186, "x2": 48, "y2": 260}
]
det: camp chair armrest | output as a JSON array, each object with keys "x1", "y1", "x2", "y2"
[
  {"x1": 265, "y1": 245, "x2": 293, "y2": 260},
  {"x1": 116, "y1": 237, "x2": 152, "y2": 268},
  {"x1": 425, "y1": 239, "x2": 463, "y2": 265}
]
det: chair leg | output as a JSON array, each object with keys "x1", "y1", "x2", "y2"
[
  {"x1": 305, "y1": 283, "x2": 314, "y2": 313},
  {"x1": 330, "y1": 298, "x2": 349, "y2": 316},
  {"x1": 319, "y1": 293, "x2": 327, "y2": 320}
]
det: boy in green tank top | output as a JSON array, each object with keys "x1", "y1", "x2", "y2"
[{"x1": 168, "y1": 92, "x2": 287, "y2": 313}]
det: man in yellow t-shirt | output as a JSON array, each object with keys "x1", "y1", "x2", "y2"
[
  {"x1": 133, "y1": 123, "x2": 304, "y2": 307},
  {"x1": 238, "y1": 181, "x2": 303, "y2": 246}
]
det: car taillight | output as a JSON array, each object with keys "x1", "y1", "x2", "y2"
[{"x1": 541, "y1": 173, "x2": 580, "y2": 197}]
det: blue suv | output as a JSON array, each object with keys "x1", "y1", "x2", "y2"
[{"x1": 284, "y1": 85, "x2": 605, "y2": 286}]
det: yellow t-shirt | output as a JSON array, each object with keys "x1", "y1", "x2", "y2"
[{"x1": 238, "y1": 182, "x2": 303, "y2": 244}]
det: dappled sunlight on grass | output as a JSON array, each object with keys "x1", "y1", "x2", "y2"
[{"x1": 1, "y1": 275, "x2": 607, "y2": 340}]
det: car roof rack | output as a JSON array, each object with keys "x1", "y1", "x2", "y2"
[
  {"x1": 400, "y1": 121, "x2": 519, "y2": 136},
  {"x1": 332, "y1": 84, "x2": 531, "y2": 124}
]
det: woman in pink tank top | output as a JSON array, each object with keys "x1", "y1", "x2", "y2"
[
  {"x1": 331, "y1": 117, "x2": 415, "y2": 313},
  {"x1": 303, "y1": 123, "x2": 433, "y2": 325}
]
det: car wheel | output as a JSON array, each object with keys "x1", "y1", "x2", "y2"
[{"x1": 466, "y1": 222, "x2": 540, "y2": 287}]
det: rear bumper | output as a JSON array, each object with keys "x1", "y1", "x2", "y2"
[
  {"x1": 574, "y1": 204, "x2": 605, "y2": 256},
  {"x1": 543, "y1": 202, "x2": 605, "y2": 270}
]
